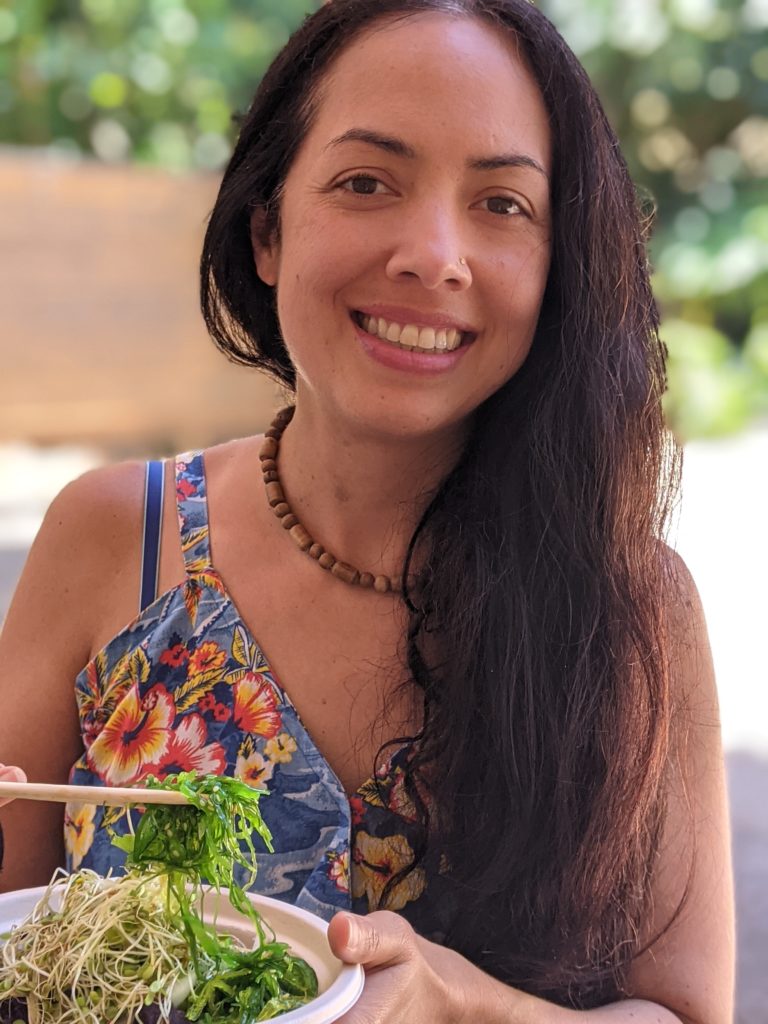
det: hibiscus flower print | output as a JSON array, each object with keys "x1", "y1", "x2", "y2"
[
  {"x1": 351, "y1": 831, "x2": 426, "y2": 912},
  {"x1": 232, "y1": 673, "x2": 282, "y2": 737},
  {"x1": 143, "y1": 713, "x2": 226, "y2": 780},
  {"x1": 87, "y1": 684, "x2": 174, "y2": 785},
  {"x1": 64, "y1": 803, "x2": 96, "y2": 870},
  {"x1": 235, "y1": 748, "x2": 275, "y2": 788},
  {"x1": 327, "y1": 849, "x2": 350, "y2": 893},
  {"x1": 264, "y1": 732, "x2": 297, "y2": 764}
]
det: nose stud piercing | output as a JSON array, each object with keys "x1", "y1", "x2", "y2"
[{"x1": 459, "y1": 257, "x2": 467, "y2": 266}]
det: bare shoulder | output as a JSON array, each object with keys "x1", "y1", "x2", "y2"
[
  {"x1": 199, "y1": 434, "x2": 269, "y2": 529},
  {"x1": 0, "y1": 461, "x2": 151, "y2": 890},
  {"x1": 33, "y1": 459, "x2": 146, "y2": 593},
  {"x1": 628, "y1": 545, "x2": 734, "y2": 1024},
  {"x1": 42, "y1": 459, "x2": 145, "y2": 546},
  {"x1": 1, "y1": 461, "x2": 147, "y2": 665},
  {"x1": 202, "y1": 434, "x2": 264, "y2": 481},
  {"x1": 659, "y1": 543, "x2": 703, "y2": 621},
  {"x1": 658, "y1": 545, "x2": 719, "y2": 721}
]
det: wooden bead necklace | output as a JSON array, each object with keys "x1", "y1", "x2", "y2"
[{"x1": 260, "y1": 406, "x2": 403, "y2": 594}]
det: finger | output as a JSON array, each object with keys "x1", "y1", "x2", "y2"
[
  {"x1": 328, "y1": 911, "x2": 415, "y2": 969},
  {"x1": 0, "y1": 764, "x2": 27, "y2": 806}
]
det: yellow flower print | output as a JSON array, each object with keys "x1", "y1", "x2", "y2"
[
  {"x1": 87, "y1": 684, "x2": 174, "y2": 785},
  {"x1": 187, "y1": 641, "x2": 227, "y2": 681},
  {"x1": 64, "y1": 803, "x2": 96, "y2": 870},
  {"x1": 264, "y1": 732, "x2": 297, "y2": 764},
  {"x1": 352, "y1": 831, "x2": 426, "y2": 912},
  {"x1": 233, "y1": 672, "x2": 282, "y2": 737},
  {"x1": 327, "y1": 849, "x2": 350, "y2": 893},
  {"x1": 235, "y1": 749, "x2": 275, "y2": 789}
]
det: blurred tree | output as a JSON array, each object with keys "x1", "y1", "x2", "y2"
[
  {"x1": 0, "y1": 0, "x2": 315, "y2": 169},
  {"x1": 1, "y1": 0, "x2": 766, "y2": 438},
  {"x1": 540, "y1": 0, "x2": 768, "y2": 438}
]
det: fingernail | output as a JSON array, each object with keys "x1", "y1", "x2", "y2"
[{"x1": 344, "y1": 914, "x2": 362, "y2": 951}]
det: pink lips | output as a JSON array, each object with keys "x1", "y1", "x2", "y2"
[{"x1": 352, "y1": 312, "x2": 473, "y2": 376}]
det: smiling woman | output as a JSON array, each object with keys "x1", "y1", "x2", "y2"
[
  {"x1": 246, "y1": 17, "x2": 551, "y2": 441},
  {"x1": 0, "y1": 2, "x2": 733, "y2": 1024}
]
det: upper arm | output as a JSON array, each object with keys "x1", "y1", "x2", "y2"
[
  {"x1": 0, "y1": 461, "x2": 145, "y2": 891},
  {"x1": 627, "y1": 553, "x2": 734, "y2": 1024}
]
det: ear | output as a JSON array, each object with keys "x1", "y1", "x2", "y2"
[{"x1": 249, "y1": 208, "x2": 280, "y2": 287}]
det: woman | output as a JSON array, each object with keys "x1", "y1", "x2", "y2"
[{"x1": 0, "y1": 0, "x2": 733, "y2": 1021}]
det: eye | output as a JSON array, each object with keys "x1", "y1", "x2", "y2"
[
  {"x1": 337, "y1": 174, "x2": 388, "y2": 196},
  {"x1": 480, "y1": 195, "x2": 526, "y2": 217}
]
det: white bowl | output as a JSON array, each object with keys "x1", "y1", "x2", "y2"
[{"x1": 0, "y1": 884, "x2": 364, "y2": 1024}]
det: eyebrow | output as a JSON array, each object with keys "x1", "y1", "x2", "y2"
[
  {"x1": 468, "y1": 153, "x2": 549, "y2": 180},
  {"x1": 325, "y1": 128, "x2": 549, "y2": 180},
  {"x1": 326, "y1": 128, "x2": 416, "y2": 159}
]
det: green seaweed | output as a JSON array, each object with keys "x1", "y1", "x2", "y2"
[{"x1": 115, "y1": 772, "x2": 319, "y2": 1023}]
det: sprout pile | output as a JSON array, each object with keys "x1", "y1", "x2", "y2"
[{"x1": 0, "y1": 773, "x2": 318, "y2": 1023}]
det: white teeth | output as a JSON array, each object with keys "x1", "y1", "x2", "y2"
[
  {"x1": 399, "y1": 324, "x2": 420, "y2": 347},
  {"x1": 359, "y1": 314, "x2": 465, "y2": 352},
  {"x1": 418, "y1": 327, "x2": 436, "y2": 350}
]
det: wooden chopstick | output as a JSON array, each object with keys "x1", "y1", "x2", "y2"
[{"x1": 0, "y1": 781, "x2": 189, "y2": 807}]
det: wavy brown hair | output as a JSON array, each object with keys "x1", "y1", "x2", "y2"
[{"x1": 200, "y1": 0, "x2": 682, "y2": 1008}]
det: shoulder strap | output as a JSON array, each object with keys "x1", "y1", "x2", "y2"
[
  {"x1": 139, "y1": 460, "x2": 165, "y2": 612},
  {"x1": 175, "y1": 451, "x2": 213, "y2": 574}
]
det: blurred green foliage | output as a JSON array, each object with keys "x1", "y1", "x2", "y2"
[
  {"x1": 1, "y1": 0, "x2": 766, "y2": 439},
  {"x1": 542, "y1": 0, "x2": 768, "y2": 439},
  {"x1": 0, "y1": 0, "x2": 315, "y2": 168}
]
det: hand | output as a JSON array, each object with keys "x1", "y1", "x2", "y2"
[
  {"x1": 0, "y1": 764, "x2": 26, "y2": 807},
  {"x1": 327, "y1": 911, "x2": 471, "y2": 1024}
]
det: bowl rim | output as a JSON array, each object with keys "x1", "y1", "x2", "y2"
[{"x1": 0, "y1": 882, "x2": 364, "y2": 1024}]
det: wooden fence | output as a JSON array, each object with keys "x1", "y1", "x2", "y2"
[{"x1": 0, "y1": 149, "x2": 280, "y2": 455}]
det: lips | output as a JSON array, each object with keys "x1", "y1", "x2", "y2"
[{"x1": 352, "y1": 311, "x2": 475, "y2": 353}]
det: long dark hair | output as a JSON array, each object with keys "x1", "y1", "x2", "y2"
[{"x1": 201, "y1": 0, "x2": 682, "y2": 1009}]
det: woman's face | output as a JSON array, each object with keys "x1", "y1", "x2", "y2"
[{"x1": 253, "y1": 12, "x2": 552, "y2": 441}]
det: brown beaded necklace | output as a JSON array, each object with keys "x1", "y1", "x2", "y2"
[{"x1": 259, "y1": 406, "x2": 403, "y2": 594}]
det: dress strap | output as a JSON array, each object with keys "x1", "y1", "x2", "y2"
[
  {"x1": 175, "y1": 452, "x2": 213, "y2": 574},
  {"x1": 139, "y1": 460, "x2": 165, "y2": 613}
]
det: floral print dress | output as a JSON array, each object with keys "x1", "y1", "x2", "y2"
[{"x1": 66, "y1": 453, "x2": 451, "y2": 934}]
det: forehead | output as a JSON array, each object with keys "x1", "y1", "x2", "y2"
[{"x1": 307, "y1": 12, "x2": 551, "y2": 171}]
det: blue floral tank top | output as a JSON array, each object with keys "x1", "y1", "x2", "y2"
[{"x1": 66, "y1": 453, "x2": 452, "y2": 935}]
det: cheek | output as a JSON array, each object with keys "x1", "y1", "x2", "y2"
[
  {"x1": 510, "y1": 232, "x2": 551, "y2": 286},
  {"x1": 280, "y1": 225, "x2": 362, "y2": 297},
  {"x1": 495, "y1": 245, "x2": 549, "y2": 323}
]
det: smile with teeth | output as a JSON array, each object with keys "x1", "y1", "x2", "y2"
[{"x1": 356, "y1": 313, "x2": 466, "y2": 352}]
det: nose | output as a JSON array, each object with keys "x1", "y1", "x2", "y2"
[{"x1": 384, "y1": 201, "x2": 472, "y2": 291}]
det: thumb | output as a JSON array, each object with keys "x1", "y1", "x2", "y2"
[
  {"x1": 0, "y1": 765, "x2": 27, "y2": 807},
  {"x1": 328, "y1": 911, "x2": 414, "y2": 969}
]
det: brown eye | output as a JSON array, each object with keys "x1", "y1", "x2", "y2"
[
  {"x1": 484, "y1": 196, "x2": 524, "y2": 216},
  {"x1": 340, "y1": 175, "x2": 382, "y2": 195}
]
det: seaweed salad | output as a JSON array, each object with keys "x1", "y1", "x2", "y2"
[{"x1": 0, "y1": 773, "x2": 318, "y2": 1023}]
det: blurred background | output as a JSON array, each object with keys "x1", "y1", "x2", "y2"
[{"x1": 0, "y1": 0, "x2": 766, "y2": 1016}]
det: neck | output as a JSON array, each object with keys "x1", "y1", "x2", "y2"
[{"x1": 275, "y1": 398, "x2": 468, "y2": 579}]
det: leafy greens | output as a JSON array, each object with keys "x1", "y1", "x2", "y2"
[{"x1": 0, "y1": 772, "x2": 319, "y2": 1024}]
